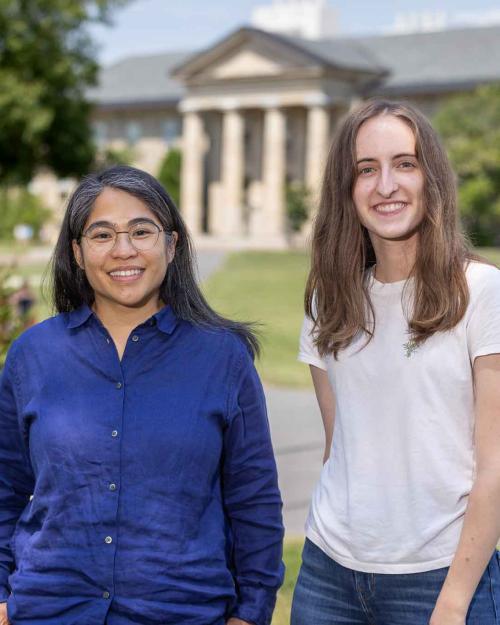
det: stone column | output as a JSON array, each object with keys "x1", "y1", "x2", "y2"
[
  {"x1": 257, "y1": 106, "x2": 286, "y2": 239},
  {"x1": 305, "y1": 105, "x2": 330, "y2": 199},
  {"x1": 218, "y1": 108, "x2": 245, "y2": 236},
  {"x1": 180, "y1": 111, "x2": 204, "y2": 234}
]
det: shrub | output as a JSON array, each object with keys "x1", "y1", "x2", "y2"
[
  {"x1": 285, "y1": 182, "x2": 310, "y2": 233},
  {"x1": 158, "y1": 148, "x2": 182, "y2": 207},
  {"x1": 0, "y1": 187, "x2": 51, "y2": 241}
]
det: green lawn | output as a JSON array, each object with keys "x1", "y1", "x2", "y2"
[
  {"x1": 272, "y1": 539, "x2": 302, "y2": 625},
  {"x1": 204, "y1": 248, "x2": 500, "y2": 388},
  {"x1": 203, "y1": 251, "x2": 311, "y2": 387},
  {"x1": 5, "y1": 246, "x2": 500, "y2": 389}
]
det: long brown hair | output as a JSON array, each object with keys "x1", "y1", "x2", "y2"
[{"x1": 306, "y1": 99, "x2": 475, "y2": 358}]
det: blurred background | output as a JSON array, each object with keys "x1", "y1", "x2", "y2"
[{"x1": 1, "y1": 2, "x2": 499, "y2": 621}]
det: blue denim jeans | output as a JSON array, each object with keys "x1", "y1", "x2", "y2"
[{"x1": 291, "y1": 539, "x2": 500, "y2": 625}]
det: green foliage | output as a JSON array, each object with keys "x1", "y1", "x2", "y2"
[
  {"x1": 434, "y1": 84, "x2": 500, "y2": 246},
  {"x1": 0, "y1": 0, "x2": 130, "y2": 185},
  {"x1": 0, "y1": 187, "x2": 51, "y2": 241},
  {"x1": 94, "y1": 145, "x2": 135, "y2": 170},
  {"x1": 157, "y1": 148, "x2": 182, "y2": 207},
  {"x1": 0, "y1": 268, "x2": 23, "y2": 367},
  {"x1": 285, "y1": 182, "x2": 310, "y2": 233}
]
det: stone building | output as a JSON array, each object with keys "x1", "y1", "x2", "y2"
[{"x1": 40, "y1": 23, "x2": 500, "y2": 246}]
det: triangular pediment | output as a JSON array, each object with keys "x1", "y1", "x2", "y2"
[
  {"x1": 172, "y1": 27, "x2": 328, "y2": 83},
  {"x1": 210, "y1": 48, "x2": 285, "y2": 79}
]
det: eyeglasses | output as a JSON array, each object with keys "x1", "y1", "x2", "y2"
[{"x1": 81, "y1": 221, "x2": 170, "y2": 252}]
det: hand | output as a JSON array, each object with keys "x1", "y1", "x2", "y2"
[
  {"x1": 0, "y1": 602, "x2": 10, "y2": 625},
  {"x1": 226, "y1": 619, "x2": 253, "y2": 625},
  {"x1": 429, "y1": 602, "x2": 466, "y2": 625}
]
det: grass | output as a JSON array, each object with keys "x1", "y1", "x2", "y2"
[
  {"x1": 203, "y1": 251, "x2": 311, "y2": 387},
  {"x1": 4, "y1": 245, "x2": 500, "y2": 388},
  {"x1": 204, "y1": 247, "x2": 500, "y2": 387},
  {"x1": 272, "y1": 539, "x2": 303, "y2": 625}
]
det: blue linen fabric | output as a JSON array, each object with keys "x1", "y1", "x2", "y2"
[{"x1": 0, "y1": 305, "x2": 284, "y2": 625}]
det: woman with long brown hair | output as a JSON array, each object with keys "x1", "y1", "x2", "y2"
[{"x1": 291, "y1": 100, "x2": 500, "y2": 624}]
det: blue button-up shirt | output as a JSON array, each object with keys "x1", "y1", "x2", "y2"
[{"x1": 0, "y1": 305, "x2": 284, "y2": 624}]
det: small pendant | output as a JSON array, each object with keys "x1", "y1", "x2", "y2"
[{"x1": 403, "y1": 338, "x2": 419, "y2": 358}]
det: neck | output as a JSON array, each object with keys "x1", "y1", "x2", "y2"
[
  {"x1": 371, "y1": 235, "x2": 418, "y2": 283},
  {"x1": 93, "y1": 297, "x2": 163, "y2": 334}
]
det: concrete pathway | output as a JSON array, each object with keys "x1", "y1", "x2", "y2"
[
  {"x1": 265, "y1": 385, "x2": 323, "y2": 537},
  {"x1": 198, "y1": 249, "x2": 322, "y2": 537}
]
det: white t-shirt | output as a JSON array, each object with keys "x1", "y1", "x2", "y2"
[{"x1": 299, "y1": 261, "x2": 500, "y2": 573}]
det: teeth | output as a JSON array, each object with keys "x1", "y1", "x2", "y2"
[
  {"x1": 374, "y1": 202, "x2": 406, "y2": 213},
  {"x1": 110, "y1": 269, "x2": 143, "y2": 277}
]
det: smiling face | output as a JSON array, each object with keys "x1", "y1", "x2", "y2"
[
  {"x1": 72, "y1": 187, "x2": 177, "y2": 318},
  {"x1": 352, "y1": 113, "x2": 425, "y2": 253}
]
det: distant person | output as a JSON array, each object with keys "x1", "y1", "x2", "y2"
[
  {"x1": 0, "y1": 165, "x2": 284, "y2": 625},
  {"x1": 9, "y1": 280, "x2": 35, "y2": 328},
  {"x1": 292, "y1": 100, "x2": 500, "y2": 624}
]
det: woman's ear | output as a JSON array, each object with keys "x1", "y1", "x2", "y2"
[
  {"x1": 167, "y1": 231, "x2": 179, "y2": 263},
  {"x1": 72, "y1": 239, "x2": 84, "y2": 269}
]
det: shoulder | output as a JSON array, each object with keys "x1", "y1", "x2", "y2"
[
  {"x1": 180, "y1": 321, "x2": 253, "y2": 362},
  {"x1": 11, "y1": 313, "x2": 70, "y2": 356},
  {"x1": 466, "y1": 261, "x2": 500, "y2": 297}
]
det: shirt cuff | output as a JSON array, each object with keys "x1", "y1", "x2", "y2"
[
  {"x1": 229, "y1": 584, "x2": 278, "y2": 625},
  {"x1": 0, "y1": 585, "x2": 9, "y2": 602}
]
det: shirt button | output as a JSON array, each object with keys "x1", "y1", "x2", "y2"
[
  {"x1": 109, "y1": 483, "x2": 117, "y2": 491},
  {"x1": 115, "y1": 382, "x2": 122, "y2": 389},
  {"x1": 111, "y1": 430, "x2": 118, "y2": 438},
  {"x1": 106, "y1": 338, "x2": 111, "y2": 344},
  {"x1": 131, "y1": 335, "x2": 139, "y2": 342},
  {"x1": 102, "y1": 591, "x2": 110, "y2": 599},
  {"x1": 105, "y1": 536, "x2": 113, "y2": 544}
]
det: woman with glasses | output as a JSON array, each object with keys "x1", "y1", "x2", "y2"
[
  {"x1": 0, "y1": 165, "x2": 283, "y2": 625},
  {"x1": 292, "y1": 100, "x2": 500, "y2": 625}
]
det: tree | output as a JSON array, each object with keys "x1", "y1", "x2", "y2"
[
  {"x1": 0, "y1": 0, "x2": 130, "y2": 185},
  {"x1": 158, "y1": 148, "x2": 182, "y2": 207},
  {"x1": 434, "y1": 85, "x2": 500, "y2": 246}
]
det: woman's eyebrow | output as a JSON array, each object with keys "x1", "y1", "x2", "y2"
[
  {"x1": 356, "y1": 153, "x2": 417, "y2": 165},
  {"x1": 86, "y1": 217, "x2": 159, "y2": 229}
]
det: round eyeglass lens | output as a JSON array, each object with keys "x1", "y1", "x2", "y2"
[{"x1": 83, "y1": 221, "x2": 161, "y2": 251}]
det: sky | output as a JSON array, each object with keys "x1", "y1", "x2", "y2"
[{"x1": 90, "y1": 0, "x2": 500, "y2": 65}]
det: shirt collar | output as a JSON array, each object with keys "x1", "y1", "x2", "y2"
[
  {"x1": 66, "y1": 304, "x2": 93, "y2": 329},
  {"x1": 66, "y1": 303, "x2": 179, "y2": 335},
  {"x1": 152, "y1": 305, "x2": 179, "y2": 335}
]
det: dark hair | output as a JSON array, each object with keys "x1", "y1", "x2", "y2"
[
  {"x1": 50, "y1": 165, "x2": 259, "y2": 356},
  {"x1": 306, "y1": 98, "x2": 476, "y2": 358}
]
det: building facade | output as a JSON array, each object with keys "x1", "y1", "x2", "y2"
[{"x1": 39, "y1": 23, "x2": 500, "y2": 246}]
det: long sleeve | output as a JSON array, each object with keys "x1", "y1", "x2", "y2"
[
  {"x1": 0, "y1": 345, "x2": 34, "y2": 601},
  {"x1": 223, "y1": 344, "x2": 285, "y2": 625}
]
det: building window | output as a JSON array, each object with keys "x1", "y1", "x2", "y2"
[
  {"x1": 93, "y1": 121, "x2": 108, "y2": 146},
  {"x1": 126, "y1": 121, "x2": 142, "y2": 145},
  {"x1": 163, "y1": 118, "x2": 181, "y2": 142}
]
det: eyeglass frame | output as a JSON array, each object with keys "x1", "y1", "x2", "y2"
[{"x1": 78, "y1": 218, "x2": 173, "y2": 252}]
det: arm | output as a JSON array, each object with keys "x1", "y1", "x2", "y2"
[
  {"x1": 430, "y1": 353, "x2": 500, "y2": 625},
  {"x1": 310, "y1": 365, "x2": 335, "y2": 463},
  {"x1": 0, "y1": 346, "x2": 34, "y2": 604},
  {"x1": 223, "y1": 347, "x2": 284, "y2": 625}
]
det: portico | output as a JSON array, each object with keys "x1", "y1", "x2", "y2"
[{"x1": 173, "y1": 28, "x2": 382, "y2": 244}]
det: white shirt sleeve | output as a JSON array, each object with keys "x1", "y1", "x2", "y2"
[
  {"x1": 466, "y1": 264, "x2": 500, "y2": 362},
  {"x1": 298, "y1": 313, "x2": 328, "y2": 371}
]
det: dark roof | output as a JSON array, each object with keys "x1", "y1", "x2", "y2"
[
  {"x1": 286, "y1": 35, "x2": 386, "y2": 74},
  {"x1": 356, "y1": 25, "x2": 500, "y2": 94},
  {"x1": 88, "y1": 51, "x2": 190, "y2": 107},
  {"x1": 90, "y1": 24, "x2": 500, "y2": 107}
]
